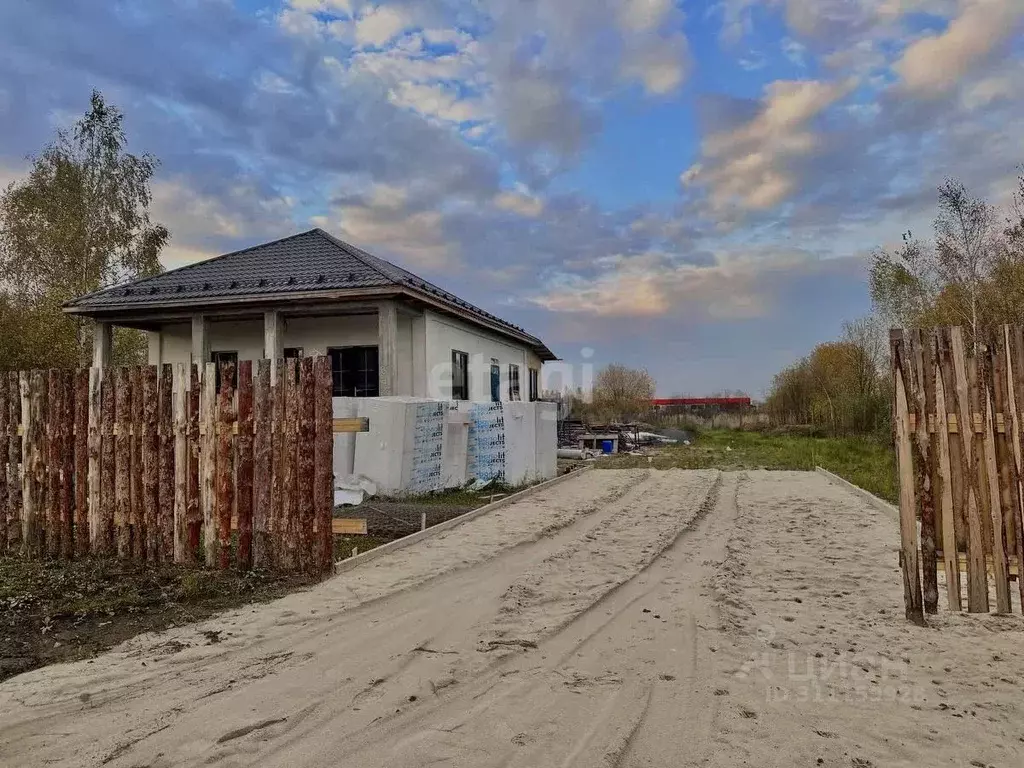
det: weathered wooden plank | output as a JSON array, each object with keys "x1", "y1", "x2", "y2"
[
  {"x1": 19, "y1": 372, "x2": 32, "y2": 556},
  {"x1": 201, "y1": 363, "x2": 217, "y2": 567},
  {"x1": 216, "y1": 360, "x2": 235, "y2": 569},
  {"x1": 172, "y1": 365, "x2": 188, "y2": 563},
  {"x1": 0, "y1": 376, "x2": 8, "y2": 556},
  {"x1": 952, "y1": 327, "x2": 990, "y2": 612},
  {"x1": 270, "y1": 359, "x2": 285, "y2": 568},
  {"x1": 992, "y1": 328, "x2": 1023, "y2": 612},
  {"x1": 980, "y1": 342, "x2": 1011, "y2": 613},
  {"x1": 332, "y1": 418, "x2": 371, "y2": 433},
  {"x1": 252, "y1": 359, "x2": 272, "y2": 570},
  {"x1": 281, "y1": 358, "x2": 299, "y2": 570},
  {"x1": 46, "y1": 369, "x2": 62, "y2": 558},
  {"x1": 1006, "y1": 325, "x2": 1024, "y2": 613},
  {"x1": 26, "y1": 371, "x2": 48, "y2": 558},
  {"x1": 87, "y1": 368, "x2": 101, "y2": 551},
  {"x1": 114, "y1": 368, "x2": 131, "y2": 559},
  {"x1": 910, "y1": 329, "x2": 938, "y2": 613},
  {"x1": 98, "y1": 368, "x2": 115, "y2": 554},
  {"x1": 74, "y1": 369, "x2": 89, "y2": 557},
  {"x1": 314, "y1": 356, "x2": 334, "y2": 576},
  {"x1": 59, "y1": 370, "x2": 74, "y2": 559},
  {"x1": 934, "y1": 330, "x2": 961, "y2": 610},
  {"x1": 158, "y1": 364, "x2": 175, "y2": 561},
  {"x1": 187, "y1": 364, "x2": 201, "y2": 557},
  {"x1": 892, "y1": 330, "x2": 925, "y2": 625},
  {"x1": 129, "y1": 366, "x2": 144, "y2": 559},
  {"x1": 236, "y1": 360, "x2": 254, "y2": 570},
  {"x1": 142, "y1": 366, "x2": 160, "y2": 562},
  {"x1": 297, "y1": 357, "x2": 315, "y2": 573},
  {"x1": 7, "y1": 372, "x2": 22, "y2": 553}
]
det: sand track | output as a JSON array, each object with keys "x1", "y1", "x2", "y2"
[{"x1": 2, "y1": 469, "x2": 1023, "y2": 767}]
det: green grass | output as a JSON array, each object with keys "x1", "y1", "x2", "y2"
[{"x1": 598, "y1": 429, "x2": 897, "y2": 504}]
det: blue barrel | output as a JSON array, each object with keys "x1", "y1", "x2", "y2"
[{"x1": 601, "y1": 439, "x2": 614, "y2": 454}]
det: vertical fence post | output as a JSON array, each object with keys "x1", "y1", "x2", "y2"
[
  {"x1": 8, "y1": 372, "x2": 22, "y2": 553},
  {"x1": 87, "y1": 368, "x2": 101, "y2": 550},
  {"x1": 981, "y1": 339, "x2": 1012, "y2": 613},
  {"x1": 187, "y1": 364, "x2": 201, "y2": 557},
  {"x1": 46, "y1": 369, "x2": 62, "y2": 558},
  {"x1": 172, "y1": 364, "x2": 188, "y2": 563},
  {"x1": 1005, "y1": 325, "x2": 1024, "y2": 612},
  {"x1": 158, "y1": 364, "x2": 175, "y2": 561},
  {"x1": 201, "y1": 363, "x2": 217, "y2": 566},
  {"x1": 298, "y1": 357, "x2": 315, "y2": 573},
  {"x1": 271, "y1": 359, "x2": 285, "y2": 567},
  {"x1": 75, "y1": 369, "x2": 90, "y2": 557},
  {"x1": 892, "y1": 330, "x2": 925, "y2": 625},
  {"x1": 0, "y1": 376, "x2": 8, "y2": 556},
  {"x1": 142, "y1": 366, "x2": 160, "y2": 562},
  {"x1": 314, "y1": 356, "x2": 334, "y2": 576},
  {"x1": 23, "y1": 371, "x2": 45, "y2": 557},
  {"x1": 934, "y1": 330, "x2": 961, "y2": 610},
  {"x1": 98, "y1": 368, "x2": 115, "y2": 554},
  {"x1": 282, "y1": 359, "x2": 299, "y2": 570},
  {"x1": 236, "y1": 361, "x2": 254, "y2": 570},
  {"x1": 129, "y1": 367, "x2": 143, "y2": 559},
  {"x1": 114, "y1": 368, "x2": 131, "y2": 559},
  {"x1": 59, "y1": 370, "x2": 74, "y2": 559},
  {"x1": 215, "y1": 361, "x2": 235, "y2": 569},
  {"x1": 253, "y1": 360, "x2": 271, "y2": 570}
]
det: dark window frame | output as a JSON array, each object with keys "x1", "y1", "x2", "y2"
[
  {"x1": 211, "y1": 350, "x2": 238, "y2": 393},
  {"x1": 284, "y1": 347, "x2": 304, "y2": 360},
  {"x1": 490, "y1": 362, "x2": 501, "y2": 403},
  {"x1": 328, "y1": 345, "x2": 380, "y2": 397},
  {"x1": 508, "y1": 364, "x2": 521, "y2": 401},
  {"x1": 528, "y1": 368, "x2": 540, "y2": 402},
  {"x1": 451, "y1": 350, "x2": 469, "y2": 401}
]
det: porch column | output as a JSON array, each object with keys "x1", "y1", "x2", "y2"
[
  {"x1": 147, "y1": 331, "x2": 161, "y2": 366},
  {"x1": 191, "y1": 314, "x2": 209, "y2": 376},
  {"x1": 412, "y1": 313, "x2": 427, "y2": 397},
  {"x1": 378, "y1": 300, "x2": 398, "y2": 397},
  {"x1": 92, "y1": 321, "x2": 112, "y2": 368},
  {"x1": 263, "y1": 310, "x2": 283, "y2": 384}
]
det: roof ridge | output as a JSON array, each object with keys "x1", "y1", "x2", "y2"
[{"x1": 70, "y1": 229, "x2": 324, "y2": 305}]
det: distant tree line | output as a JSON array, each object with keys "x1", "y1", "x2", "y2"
[{"x1": 0, "y1": 90, "x2": 166, "y2": 370}]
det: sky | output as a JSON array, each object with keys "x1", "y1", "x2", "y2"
[{"x1": 1, "y1": 0, "x2": 1023, "y2": 397}]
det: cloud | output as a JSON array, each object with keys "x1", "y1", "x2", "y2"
[
  {"x1": 681, "y1": 78, "x2": 855, "y2": 212},
  {"x1": 354, "y1": 5, "x2": 412, "y2": 48},
  {"x1": 894, "y1": 0, "x2": 1024, "y2": 97},
  {"x1": 494, "y1": 186, "x2": 544, "y2": 217}
]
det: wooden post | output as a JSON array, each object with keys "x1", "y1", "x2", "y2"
[
  {"x1": 74, "y1": 369, "x2": 89, "y2": 557},
  {"x1": 87, "y1": 368, "x2": 101, "y2": 551},
  {"x1": 98, "y1": 368, "x2": 115, "y2": 554},
  {"x1": 129, "y1": 366, "x2": 144, "y2": 559},
  {"x1": 19, "y1": 372, "x2": 32, "y2": 556},
  {"x1": 298, "y1": 357, "x2": 315, "y2": 573},
  {"x1": 216, "y1": 360, "x2": 235, "y2": 569},
  {"x1": 981, "y1": 341, "x2": 1012, "y2": 613},
  {"x1": 142, "y1": 366, "x2": 160, "y2": 562},
  {"x1": 114, "y1": 368, "x2": 131, "y2": 559},
  {"x1": 910, "y1": 329, "x2": 938, "y2": 613},
  {"x1": 236, "y1": 361, "x2": 254, "y2": 570},
  {"x1": 187, "y1": 364, "x2": 201, "y2": 556},
  {"x1": 281, "y1": 359, "x2": 298, "y2": 570},
  {"x1": 270, "y1": 359, "x2": 285, "y2": 566},
  {"x1": 314, "y1": 356, "x2": 334, "y2": 576},
  {"x1": 158, "y1": 364, "x2": 175, "y2": 561},
  {"x1": 201, "y1": 363, "x2": 217, "y2": 566},
  {"x1": 1005, "y1": 325, "x2": 1024, "y2": 612},
  {"x1": 934, "y1": 330, "x2": 961, "y2": 609},
  {"x1": 172, "y1": 364, "x2": 188, "y2": 563},
  {"x1": 59, "y1": 370, "x2": 74, "y2": 559},
  {"x1": 951, "y1": 327, "x2": 990, "y2": 612},
  {"x1": 253, "y1": 360, "x2": 272, "y2": 569},
  {"x1": 8, "y1": 372, "x2": 22, "y2": 553},
  {"x1": 891, "y1": 330, "x2": 925, "y2": 625},
  {"x1": 0, "y1": 376, "x2": 8, "y2": 556},
  {"x1": 46, "y1": 369, "x2": 62, "y2": 558}
]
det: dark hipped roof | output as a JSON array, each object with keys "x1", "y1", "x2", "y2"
[{"x1": 65, "y1": 228, "x2": 556, "y2": 360}]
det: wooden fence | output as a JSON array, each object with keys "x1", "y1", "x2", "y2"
[
  {"x1": 0, "y1": 358, "x2": 337, "y2": 576},
  {"x1": 892, "y1": 326, "x2": 1024, "y2": 624}
]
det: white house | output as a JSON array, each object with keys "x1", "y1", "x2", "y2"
[{"x1": 65, "y1": 228, "x2": 557, "y2": 401}]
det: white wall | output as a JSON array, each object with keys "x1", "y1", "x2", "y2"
[{"x1": 423, "y1": 310, "x2": 539, "y2": 402}]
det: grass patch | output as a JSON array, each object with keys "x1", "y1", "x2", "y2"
[{"x1": 598, "y1": 428, "x2": 897, "y2": 504}]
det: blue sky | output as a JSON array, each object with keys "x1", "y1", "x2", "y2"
[{"x1": 1, "y1": 0, "x2": 1023, "y2": 396}]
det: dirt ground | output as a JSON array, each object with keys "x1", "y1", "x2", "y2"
[{"x1": 2, "y1": 469, "x2": 1023, "y2": 767}]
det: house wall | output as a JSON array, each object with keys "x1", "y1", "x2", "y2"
[
  {"x1": 152, "y1": 307, "x2": 541, "y2": 402},
  {"x1": 423, "y1": 310, "x2": 539, "y2": 401}
]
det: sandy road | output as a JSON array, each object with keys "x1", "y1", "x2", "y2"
[{"x1": 3, "y1": 469, "x2": 1024, "y2": 767}]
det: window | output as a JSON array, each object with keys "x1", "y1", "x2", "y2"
[
  {"x1": 508, "y1": 364, "x2": 521, "y2": 401},
  {"x1": 211, "y1": 350, "x2": 238, "y2": 392},
  {"x1": 490, "y1": 362, "x2": 501, "y2": 403},
  {"x1": 528, "y1": 368, "x2": 540, "y2": 402},
  {"x1": 451, "y1": 350, "x2": 469, "y2": 400},
  {"x1": 328, "y1": 346, "x2": 379, "y2": 397},
  {"x1": 284, "y1": 347, "x2": 303, "y2": 360}
]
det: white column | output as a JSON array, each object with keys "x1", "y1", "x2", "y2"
[
  {"x1": 263, "y1": 310, "x2": 283, "y2": 384},
  {"x1": 378, "y1": 301, "x2": 398, "y2": 397},
  {"x1": 411, "y1": 313, "x2": 427, "y2": 397},
  {"x1": 147, "y1": 330, "x2": 162, "y2": 366},
  {"x1": 92, "y1": 321, "x2": 112, "y2": 369},
  {"x1": 191, "y1": 314, "x2": 209, "y2": 377}
]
